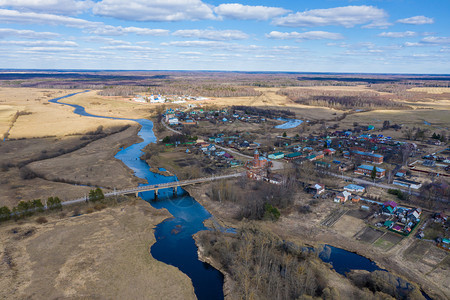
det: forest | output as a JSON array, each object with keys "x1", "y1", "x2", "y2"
[{"x1": 277, "y1": 88, "x2": 405, "y2": 110}]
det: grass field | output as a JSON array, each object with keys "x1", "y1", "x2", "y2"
[
  {"x1": 0, "y1": 200, "x2": 196, "y2": 299},
  {"x1": 0, "y1": 88, "x2": 133, "y2": 139},
  {"x1": 373, "y1": 238, "x2": 396, "y2": 251}
]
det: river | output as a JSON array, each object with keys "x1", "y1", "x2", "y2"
[
  {"x1": 50, "y1": 91, "x2": 224, "y2": 299},
  {"x1": 50, "y1": 92, "x2": 430, "y2": 300}
]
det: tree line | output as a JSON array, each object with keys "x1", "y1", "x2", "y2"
[
  {"x1": 231, "y1": 105, "x2": 295, "y2": 118},
  {"x1": 0, "y1": 197, "x2": 61, "y2": 222},
  {"x1": 277, "y1": 88, "x2": 405, "y2": 110}
]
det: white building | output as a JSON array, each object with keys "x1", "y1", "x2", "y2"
[{"x1": 168, "y1": 117, "x2": 179, "y2": 125}]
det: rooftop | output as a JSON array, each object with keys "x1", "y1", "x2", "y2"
[{"x1": 358, "y1": 165, "x2": 385, "y2": 172}]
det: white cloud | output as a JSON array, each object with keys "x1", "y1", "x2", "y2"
[
  {"x1": 397, "y1": 16, "x2": 434, "y2": 25},
  {"x1": 0, "y1": 9, "x2": 169, "y2": 37},
  {"x1": 273, "y1": 45, "x2": 299, "y2": 50},
  {"x1": 421, "y1": 36, "x2": 450, "y2": 45},
  {"x1": 84, "y1": 36, "x2": 131, "y2": 45},
  {"x1": 214, "y1": 3, "x2": 289, "y2": 21},
  {"x1": 179, "y1": 51, "x2": 203, "y2": 55},
  {"x1": 0, "y1": 28, "x2": 59, "y2": 39},
  {"x1": 378, "y1": 31, "x2": 416, "y2": 38},
  {"x1": 163, "y1": 40, "x2": 228, "y2": 48},
  {"x1": 404, "y1": 36, "x2": 450, "y2": 47},
  {"x1": 0, "y1": 8, "x2": 99, "y2": 27},
  {"x1": 100, "y1": 45, "x2": 159, "y2": 51},
  {"x1": 173, "y1": 29, "x2": 248, "y2": 41},
  {"x1": 0, "y1": 0, "x2": 93, "y2": 15},
  {"x1": 266, "y1": 31, "x2": 343, "y2": 40},
  {"x1": 87, "y1": 25, "x2": 169, "y2": 36},
  {"x1": 0, "y1": 40, "x2": 78, "y2": 46},
  {"x1": 93, "y1": 0, "x2": 215, "y2": 21},
  {"x1": 404, "y1": 42, "x2": 424, "y2": 47},
  {"x1": 163, "y1": 40, "x2": 261, "y2": 52},
  {"x1": 17, "y1": 46, "x2": 78, "y2": 52},
  {"x1": 272, "y1": 6, "x2": 389, "y2": 28}
]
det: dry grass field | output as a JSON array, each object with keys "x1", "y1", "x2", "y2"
[
  {"x1": 62, "y1": 90, "x2": 154, "y2": 119},
  {"x1": 0, "y1": 88, "x2": 133, "y2": 139},
  {"x1": 408, "y1": 87, "x2": 450, "y2": 94},
  {"x1": 0, "y1": 200, "x2": 196, "y2": 300},
  {"x1": 0, "y1": 124, "x2": 143, "y2": 208}
]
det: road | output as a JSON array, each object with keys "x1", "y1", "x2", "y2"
[
  {"x1": 326, "y1": 171, "x2": 421, "y2": 196},
  {"x1": 160, "y1": 118, "x2": 183, "y2": 135}
]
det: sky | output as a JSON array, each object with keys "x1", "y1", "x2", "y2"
[{"x1": 0, "y1": 0, "x2": 449, "y2": 73}]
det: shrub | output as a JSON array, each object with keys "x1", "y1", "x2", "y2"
[
  {"x1": 263, "y1": 203, "x2": 280, "y2": 221},
  {"x1": 36, "y1": 216, "x2": 48, "y2": 224},
  {"x1": 0, "y1": 206, "x2": 11, "y2": 222},
  {"x1": 19, "y1": 166, "x2": 37, "y2": 180},
  {"x1": 299, "y1": 205, "x2": 312, "y2": 214},
  {"x1": 47, "y1": 197, "x2": 62, "y2": 210},
  {"x1": 89, "y1": 188, "x2": 104, "y2": 202}
]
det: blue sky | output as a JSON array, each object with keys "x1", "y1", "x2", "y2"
[{"x1": 0, "y1": 0, "x2": 449, "y2": 73}]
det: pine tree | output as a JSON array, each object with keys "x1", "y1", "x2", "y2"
[{"x1": 371, "y1": 166, "x2": 377, "y2": 181}]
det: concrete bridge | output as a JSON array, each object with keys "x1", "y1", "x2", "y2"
[{"x1": 62, "y1": 172, "x2": 244, "y2": 206}]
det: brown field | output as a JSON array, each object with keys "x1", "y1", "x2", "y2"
[
  {"x1": 0, "y1": 124, "x2": 143, "y2": 208},
  {"x1": 408, "y1": 87, "x2": 450, "y2": 94},
  {"x1": 62, "y1": 90, "x2": 154, "y2": 119},
  {"x1": 332, "y1": 214, "x2": 366, "y2": 238},
  {"x1": 0, "y1": 88, "x2": 134, "y2": 139},
  {"x1": 0, "y1": 200, "x2": 195, "y2": 300}
]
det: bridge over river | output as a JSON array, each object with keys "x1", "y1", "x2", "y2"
[{"x1": 62, "y1": 172, "x2": 244, "y2": 206}]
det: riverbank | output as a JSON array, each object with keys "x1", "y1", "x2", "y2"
[
  {"x1": 0, "y1": 123, "x2": 145, "y2": 208},
  {"x1": 193, "y1": 233, "x2": 235, "y2": 299},
  {"x1": 185, "y1": 181, "x2": 449, "y2": 300},
  {"x1": 0, "y1": 199, "x2": 196, "y2": 299}
]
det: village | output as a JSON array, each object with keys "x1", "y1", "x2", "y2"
[{"x1": 154, "y1": 103, "x2": 450, "y2": 254}]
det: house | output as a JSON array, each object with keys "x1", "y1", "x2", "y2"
[
  {"x1": 334, "y1": 191, "x2": 351, "y2": 203},
  {"x1": 395, "y1": 169, "x2": 407, "y2": 177},
  {"x1": 266, "y1": 174, "x2": 285, "y2": 185},
  {"x1": 351, "y1": 195, "x2": 361, "y2": 202},
  {"x1": 306, "y1": 152, "x2": 324, "y2": 161},
  {"x1": 312, "y1": 183, "x2": 325, "y2": 195},
  {"x1": 382, "y1": 201, "x2": 397, "y2": 214},
  {"x1": 133, "y1": 95, "x2": 146, "y2": 103},
  {"x1": 284, "y1": 152, "x2": 303, "y2": 161},
  {"x1": 407, "y1": 208, "x2": 422, "y2": 222},
  {"x1": 344, "y1": 184, "x2": 365, "y2": 193},
  {"x1": 324, "y1": 148, "x2": 336, "y2": 156},
  {"x1": 168, "y1": 117, "x2": 179, "y2": 125},
  {"x1": 315, "y1": 161, "x2": 331, "y2": 168},
  {"x1": 303, "y1": 146, "x2": 313, "y2": 153},
  {"x1": 384, "y1": 220, "x2": 394, "y2": 228},
  {"x1": 433, "y1": 212, "x2": 448, "y2": 223},
  {"x1": 180, "y1": 119, "x2": 197, "y2": 126},
  {"x1": 224, "y1": 153, "x2": 233, "y2": 159},
  {"x1": 268, "y1": 152, "x2": 285, "y2": 160},
  {"x1": 393, "y1": 178, "x2": 422, "y2": 190},
  {"x1": 350, "y1": 149, "x2": 384, "y2": 164},
  {"x1": 354, "y1": 165, "x2": 386, "y2": 178},
  {"x1": 207, "y1": 144, "x2": 216, "y2": 152}
]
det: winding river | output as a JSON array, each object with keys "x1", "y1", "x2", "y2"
[
  {"x1": 49, "y1": 92, "x2": 430, "y2": 300},
  {"x1": 50, "y1": 91, "x2": 224, "y2": 299}
]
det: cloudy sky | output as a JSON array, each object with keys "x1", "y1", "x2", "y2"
[{"x1": 0, "y1": 0, "x2": 449, "y2": 73}]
